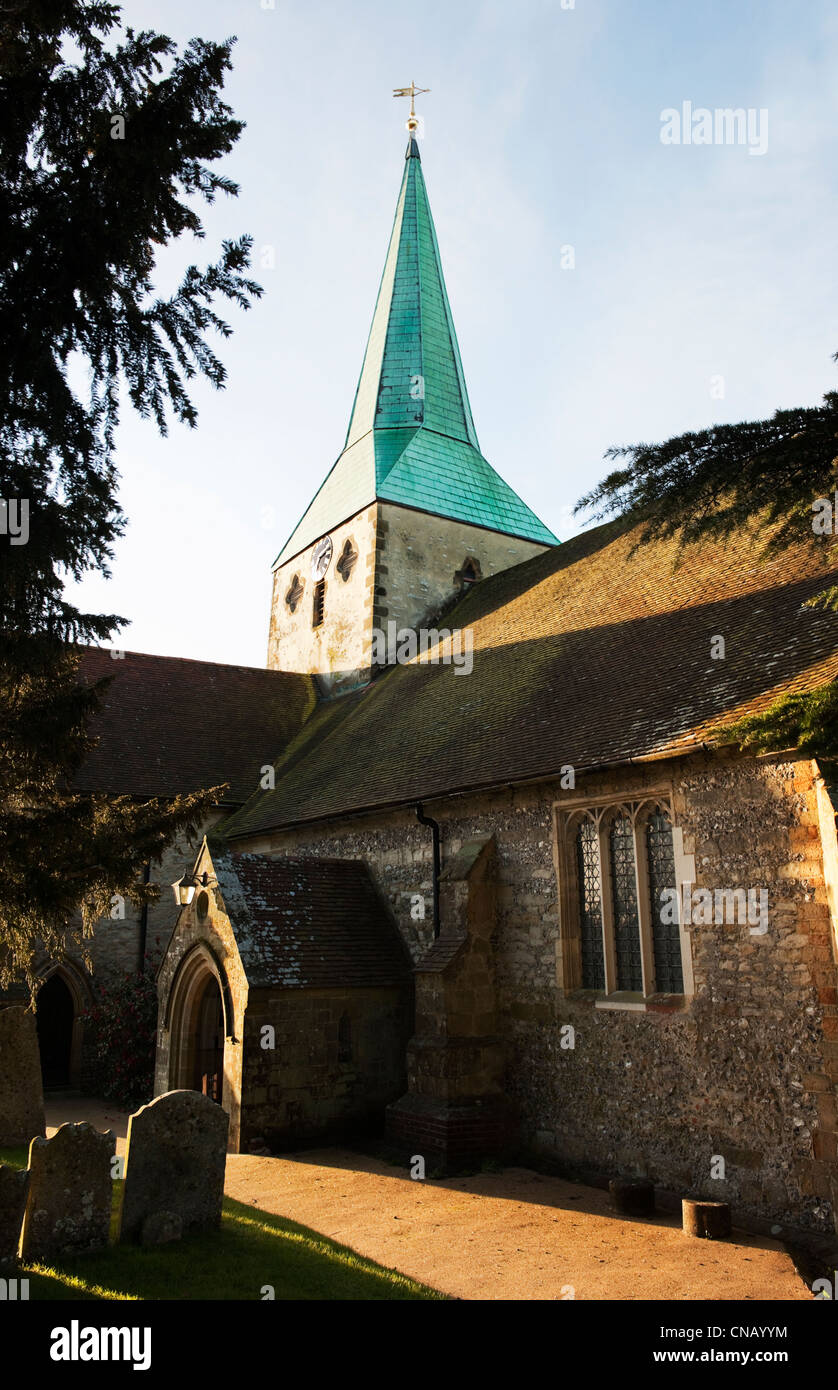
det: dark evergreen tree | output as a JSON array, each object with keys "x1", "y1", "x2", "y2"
[
  {"x1": 575, "y1": 360, "x2": 838, "y2": 757},
  {"x1": 0, "y1": 1, "x2": 261, "y2": 986}
]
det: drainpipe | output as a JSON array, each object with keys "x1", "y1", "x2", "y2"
[
  {"x1": 138, "y1": 861, "x2": 150, "y2": 974},
  {"x1": 415, "y1": 803, "x2": 441, "y2": 939}
]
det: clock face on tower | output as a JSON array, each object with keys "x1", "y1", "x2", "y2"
[{"x1": 311, "y1": 536, "x2": 333, "y2": 580}]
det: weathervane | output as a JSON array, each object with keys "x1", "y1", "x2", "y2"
[{"x1": 393, "y1": 81, "x2": 430, "y2": 134}]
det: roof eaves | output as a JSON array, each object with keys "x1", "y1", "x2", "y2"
[{"x1": 224, "y1": 740, "x2": 709, "y2": 842}]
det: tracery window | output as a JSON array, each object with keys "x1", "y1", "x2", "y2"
[
  {"x1": 560, "y1": 797, "x2": 689, "y2": 998},
  {"x1": 646, "y1": 809, "x2": 684, "y2": 993},
  {"x1": 575, "y1": 818, "x2": 605, "y2": 990},
  {"x1": 610, "y1": 814, "x2": 643, "y2": 991}
]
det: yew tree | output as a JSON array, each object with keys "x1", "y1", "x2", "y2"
[
  {"x1": 0, "y1": 0, "x2": 260, "y2": 985},
  {"x1": 575, "y1": 362, "x2": 838, "y2": 757}
]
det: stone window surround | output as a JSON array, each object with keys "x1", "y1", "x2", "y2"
[
  {"x1": 284, "y1": 573, "x2": 304, "y2": 614},
  {"x1": 311, "y1": 578, "x2": 326, "y2": 629},
  {"x1": 34, "y1": 957, "x2": 93, "y2": 1091},
  {"x1": 454, "y1": 554, "x2": 482, "y2": 590},
  {"x1": 336, "y1": 537, "x2": 359, "y2": 582},
  {"x1": 552, "y1": 787, "x2": 696, "y2": 1009}
]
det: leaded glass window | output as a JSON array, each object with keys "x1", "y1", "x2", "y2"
[
  {"x1": 610, "y1": 815, "x2": 643, "y2": 990},
  {"x1": 561, "y1": 795, "x2": 689, "y2": 998},
  {"x1": 575, "y1": 819, "x2": 605, "y2": 989},
  {"x1": 646, "y1": 808, "x2": 683, "y2": 993}
]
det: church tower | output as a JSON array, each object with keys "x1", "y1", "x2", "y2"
[{"x1": 268, "y1": 110, "x2": 557, "y2": 695}]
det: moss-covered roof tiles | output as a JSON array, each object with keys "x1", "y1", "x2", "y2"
[
  {"x1": 210, "y1": 848, "x2": 411, "y2": 990},
  {"x1": 75, "y1": 648, "x2": 315, "y2": 803},
  {"x1": 225, "y1": 522, "x2": 838, "y2": 838}
]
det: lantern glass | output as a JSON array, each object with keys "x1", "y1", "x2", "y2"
[{"x1": 172, "y1": 874, "x2": 197, "y2": 907}]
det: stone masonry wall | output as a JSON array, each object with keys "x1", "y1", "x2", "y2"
[
  {"x1": 267, "y1": 504, "x2": 377, "y2": 695},
  {"x1": 234, "y1": 749, "x2": 838, "y2": 1233},
  {"x1": 267, "y1": 502, "x2": 549, "y2": 697},
  {"x1": 375, "y1": 502, "x2": 548, "y2": 641},
  {"x1": 238, "y1": 807, "x2": 439, "y2": 964},
  {"x1": 240, "y1": 986, "x2": 410, "y2": 1151}
]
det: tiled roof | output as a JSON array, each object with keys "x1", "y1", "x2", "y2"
[
  {"x1": 75, "y1": 648, "x2": 315, "y2": 803},
  {"x1": 377, "y1": 430, "x2": 557, "y2": 543},
  {"x1": 274, "y1": 138, "x2": 557, "y2": 565},
  {"x1": 225, "y1": 520, "x2": 838, "y2": 838},
  {"x1": 212, "y1": 848, "x2": 411, "y2": 990}
]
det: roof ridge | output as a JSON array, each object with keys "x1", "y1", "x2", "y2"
[{"x1": 76, "y1": 645, "x2": 290, "y2": 675}]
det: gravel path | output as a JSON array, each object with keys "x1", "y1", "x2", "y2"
[
  {"x1": 45, "y1": 1094, "x2": 130, "y2": 1154},
  {"x1": 225, "y1": 1147, "x2": 811, "y2": 1302},
  {"x1": 43, "y1": 1101, "x2": 811, "y2": 1301}
]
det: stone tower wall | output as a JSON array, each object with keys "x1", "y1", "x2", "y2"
[
  {"x1": 374, "y1": 502, "x2": 548, "y2": 639},
  {"x1": 267, "y1": 498, "x2": 550, "y2": 696}
]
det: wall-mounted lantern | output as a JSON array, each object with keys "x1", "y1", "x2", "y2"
[{"x1": 171, "y1": 868, "x2": 216, "y2": 908}]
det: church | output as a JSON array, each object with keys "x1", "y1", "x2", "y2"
[{"x1": 31, "y1": 116, "x2": 838, "y2": 1238}]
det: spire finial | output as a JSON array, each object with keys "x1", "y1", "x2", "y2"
[{"x1": 393, "y1": 80, "x2": 430, "y2": 135}]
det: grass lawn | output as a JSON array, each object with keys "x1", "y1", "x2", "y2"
[{"x1": 1, "y1": 1144, "x2": 444, "y2": 1301}]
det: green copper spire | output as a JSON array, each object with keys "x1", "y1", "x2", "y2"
[
  {"x1": 343, "y1": 137, "x2": 479, "y2": 453},
  {"x1": 274, "y1": 137, "x2": 557, "y2": 567}
]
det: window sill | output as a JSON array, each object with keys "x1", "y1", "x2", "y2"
[
  {"x1": 565, "y1": 990, "x2": 690, "y2": 1014},
  {"x1": 595, "y1": 992, "x2": 647, "y2": 1012}
]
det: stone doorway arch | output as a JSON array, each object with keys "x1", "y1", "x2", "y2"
[
  {"x1": 167, "y1": 945, "x2": 232, "y2": 1108},
  {"x1": 35, "y1": 962, "x2": 90, "y2": 1090}
]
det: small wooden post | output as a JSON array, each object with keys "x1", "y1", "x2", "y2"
[{"x1": 682, "y1": 1199, "x2": 731, "y2": 1239}]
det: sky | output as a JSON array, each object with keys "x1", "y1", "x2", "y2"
[{"x1": 65, "y1": 0, "x2": 838, "y2": 666}]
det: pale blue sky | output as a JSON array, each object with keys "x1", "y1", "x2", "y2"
[{"x1": 66, "y1": 0, "x2": 838, "y2": 665}]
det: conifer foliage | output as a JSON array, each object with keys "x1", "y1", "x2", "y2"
[
  {"x1": 576, "y1": 363, "x2": 838, "y2": 757},
  {"x1": 0, "y1": 2, "x2": 260, "y2": 986}
]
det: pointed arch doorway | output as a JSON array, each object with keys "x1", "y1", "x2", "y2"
[
  {"x1": 192, "y1": 974, "x2": 224, "y2": 1103},
  {"x1": 167, "y1": 946, "x2": 231, "y2": 1107},
  {"x1": 35, "y1": 965, "x2": 90, "y2": 1091}
]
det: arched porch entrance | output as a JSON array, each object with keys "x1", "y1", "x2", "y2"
[{"x1": 167, "y1": 946, "x2": 231, "y2": 1107}]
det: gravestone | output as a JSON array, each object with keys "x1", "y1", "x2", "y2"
[
  {"x1": 19, "y1": 1123, "x2": 115, "y2": 1262},
  {"x1": 0, "y1": 1166, "x2": 29, "y2": 1263},
  {"x1": 141, "y1": 1210, "x2": 182, "y2": 1246},
  {"x1": 119, "y1": 1090, "x2": 229, "y2": 1243},
  {"x1": 0, "y1": 1007, "x2": 45, "y2": 1145}
]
